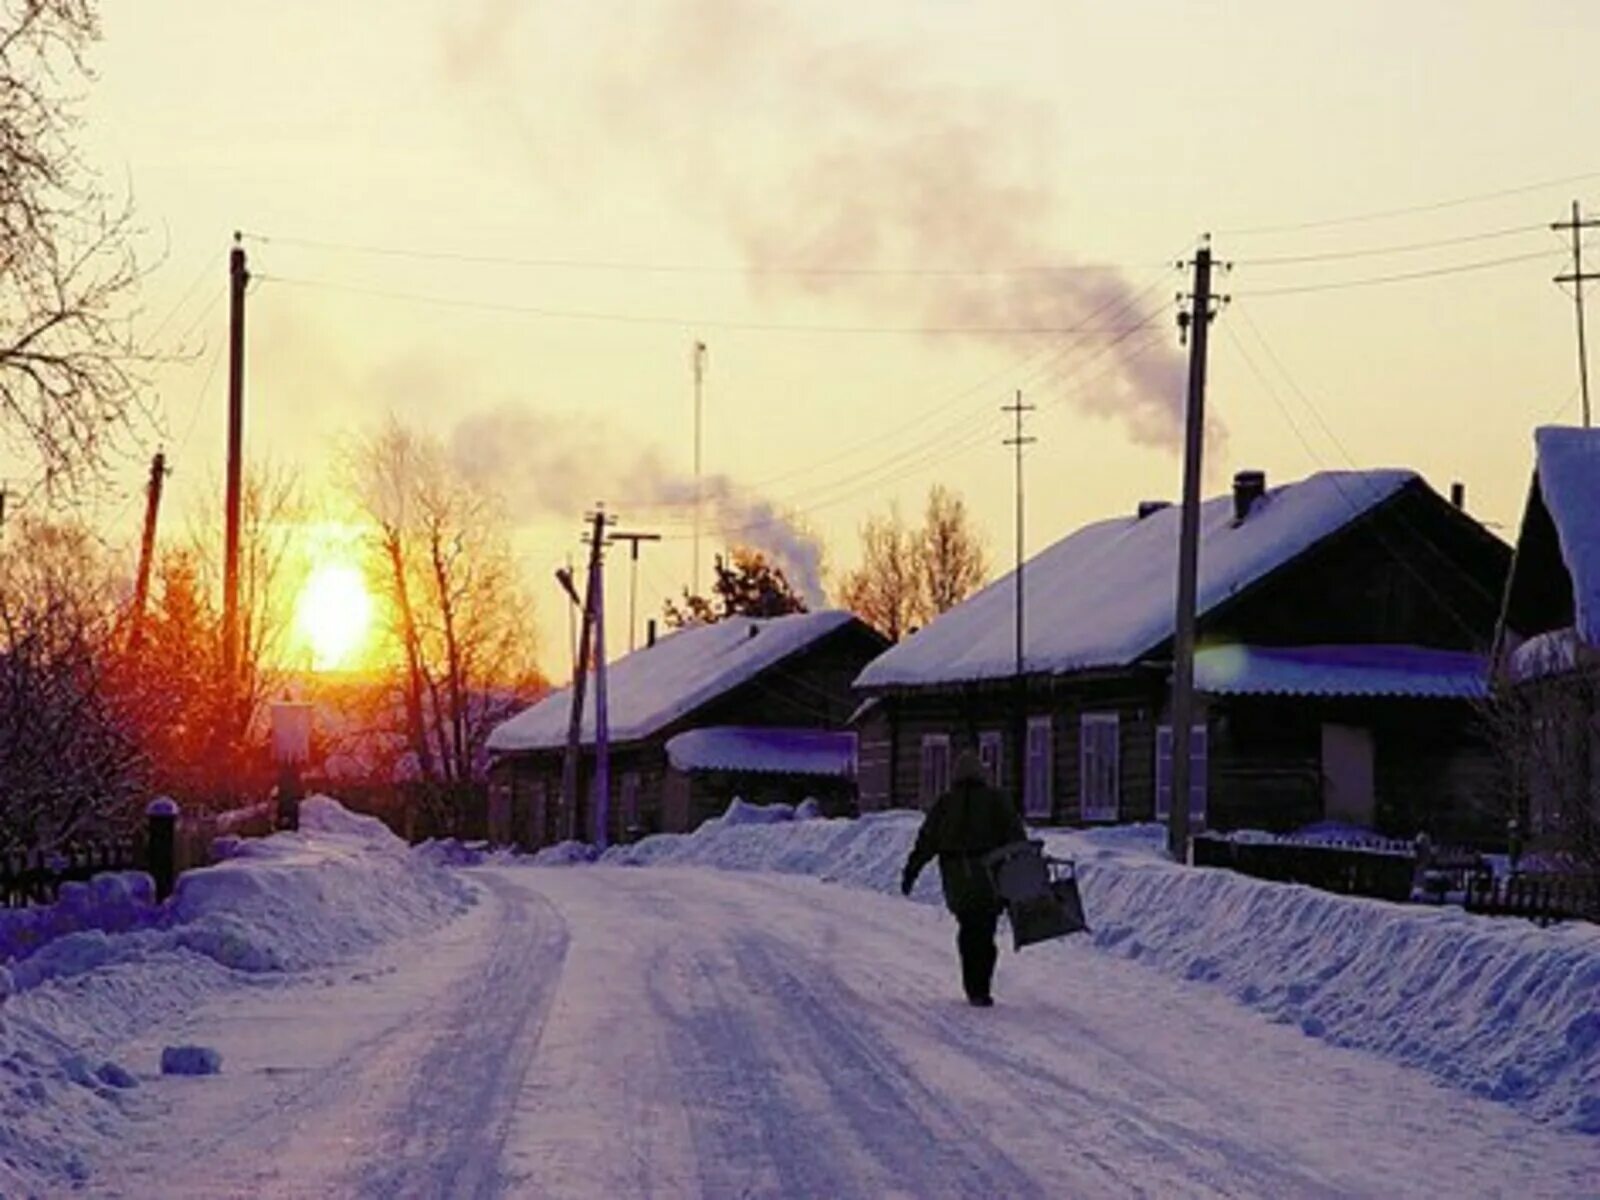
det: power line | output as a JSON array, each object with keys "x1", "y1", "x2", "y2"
[
  {"x1": 1220, "y1": 168, "x2": 1600, "y2": 237},
  {"x1": 1237, "y1": 248, "x2": 1561, "y2": 297},
  {"x1": 238, "y1": 229, "x2": 1161, "y2": 278},
  {"x1": 255, "y1": 272, "x2": 1161, "y2": 337},
  {"x1": 1232, "y1": 222, "x2": 1546, "y2": 267}
]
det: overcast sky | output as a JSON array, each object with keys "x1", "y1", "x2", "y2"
[{"x1": 46, "y1": 0, "x2": 1600, "y2": 660}]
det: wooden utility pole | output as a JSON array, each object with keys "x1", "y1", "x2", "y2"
[
  {"x1": 592, "y1": 513, "x2": 613, "y2": 850},
  {"x1": 609, "y1": 530, "x2": 661, "y2": 652},
  {"x1": 222, "y1": 234, "x2": 249, "y2": 685},
  {"x1": 559, "y1": 507, "x2": 613, "y2": 843},
  {"x1": 1553, "y1": 201, "x2": 1599, "y2": 428},
  {"x1": 128, "y1": 450, "x2": 168, "y2": 652},
  {"x1": 692, "y1": 341, "x2": 708, "y2": 596},
  {"x1": 1002, "y1": 390, "x2": 1035, "y2": 812},
  {"x1": 1168, "y1": 240, "x2": 1222, "y2": 862}
]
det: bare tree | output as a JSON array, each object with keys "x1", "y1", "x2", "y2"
[
  {"x1": 1484, "y1": 648, "x2": 1600, "y2": 872},
  {"x1": 0, "y1": 1, "x2": 150, "y2": 497},
  {"x1": 919, "y1": 484, "x2": 989, "y2": 616},
  {"x1": 0, "y1": 514, "x2": 143, "y2": 847},
  {"x1": 347, "y1": 419, "x2": 545, "y2": 827},
  {"x1": 836, "y1": 504, "x2": 925, "y2": 642}
]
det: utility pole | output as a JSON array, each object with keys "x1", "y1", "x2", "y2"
[
  {"x1": 222, "y1": 233, "x2": 249, "y2": 688},
  {"x1": 128, "y1": 450, "x2": 169, "y2": 652},
  {"x1": 609, "y1": 530, "x2": 661, "y2": 652},
  {"x1": 1553, "y1": 200, "x2": 1598, "y2": 428},
  {"x1": 1168, "y1": 239, "x2": 1225, "y2": 862},
  {"x1": 558, "y1": 506, "x2": 614, "y2": 843},
  {"x1": 0, "y1": 482, "x2": 9, "y2": 538},
  {"x1": 591, "y1": 511, "x2": 614, "y2": 850},
  {"x1": 692, "y1": 340, "x2": 708, "y2": 596},
  {"x1": 1002, "y1": 390, "x2": 1035, "y2": 813}
]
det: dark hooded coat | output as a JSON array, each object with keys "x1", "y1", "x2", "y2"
[{"x1": 901, "y1": 768, "x2": 1026, "y2": 913}]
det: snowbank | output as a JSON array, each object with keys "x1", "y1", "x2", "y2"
[
  {"x1": 600, "y1": 811, "x2": 1600, "y2": 1134},
  {"x1": 0, "y1": 797, "x2": 475, "y2": 1194}
]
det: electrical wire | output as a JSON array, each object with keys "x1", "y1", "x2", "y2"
[
  {"x1": 238, "y1": 229, "x2": 1161, "y2": 278},
  {"x1": 1219, "y1": 168, "x2": 1600, "y2": 237},
  {"x1": 1231, "y1": 222, "x2": 1547, "y2": 267},
  {"x1": 1235, "y1": 249, "x2": 1562, "y2": 297},
  {"x1": 255, "y1": 272, "x2": 1160, "y2": 337}
]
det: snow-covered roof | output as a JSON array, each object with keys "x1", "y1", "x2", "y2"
[
  {"x1": 487, "y1": 610, "x2": 858, "y2": 753},
  {"x1": 1194, "y1": 644, "x2": 1487, "y2": 700},
  {"x1": 665, "y1": 727, "x2": 856, "y2": 777},
  {"x1": 1531, "y1": 426, "x2": 1600, "y2": 647},
  {"x1": 857, "y1": 469, "x2": 1419, "y2": 690}
]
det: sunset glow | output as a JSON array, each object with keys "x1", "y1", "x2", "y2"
[{"x1": 294, "y1": 561, "x2": 373, "y2": 671}]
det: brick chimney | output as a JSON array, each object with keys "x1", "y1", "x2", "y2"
[
  {"x1": 1232, "y1": 470, "x2": 1266, "y2": 523},
  {"x1": 1450, "y1": 481, "x2": 1466, "y2": 510}
]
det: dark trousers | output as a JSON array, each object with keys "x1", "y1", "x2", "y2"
[{"x1": 955, "y1": 905, "x2": 1001, "y2": 1000}]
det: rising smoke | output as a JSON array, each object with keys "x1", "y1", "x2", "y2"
[
  {"x1": 449, "y1": 405, "x2": 826, "y2": 604},
  {"x1": 443, "y1": 0, "x2": 1196, "y2": 449}
]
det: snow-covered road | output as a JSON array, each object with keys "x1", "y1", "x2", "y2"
[{"x1": 91, "y1": 865, "x2": 1594, "y2": 1199}]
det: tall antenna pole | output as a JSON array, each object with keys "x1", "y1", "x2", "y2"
[
  {"x1": 1169, "y1": 239, "x2": 1225, "y2": 861},
  {"x1": 692, "y1": 340, "x2": 708, "y2": 594},
  {"x1": 222, "y1": 234, "x2": 249, "y2": 690},
  {"x1": 609, "y1": 530, "x2": 661, "y2": 652},
  {"x1": 1554, "y1": 200, "x2": 1598, "y2": 428},
  {"x1": 128, "y1": 449, "x2": 169, "y2": 652},
  {"x1": 1002, "y1": 389, "x2": 1035, "y2": 812}
]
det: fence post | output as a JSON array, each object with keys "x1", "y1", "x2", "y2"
[{"x1": 146, "y1": 796, "x2": 180, "y2": 902}]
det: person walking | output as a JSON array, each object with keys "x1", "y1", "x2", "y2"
[{"x1": 900, "y1": 747, "x2": 1027, "y2": 1006}]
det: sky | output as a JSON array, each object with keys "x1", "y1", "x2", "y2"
[{"x1": 34, "y1": 0, "x2": 1600, "y2": 675}]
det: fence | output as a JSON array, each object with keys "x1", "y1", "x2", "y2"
[
  {"x1": 1464, "y1": 873, "x2": 1600, "y2": 926},
  {"x1": 1193, "y1": 832, "x2": 1596, "y2": 925},
  {"x1": 1, "y1": 838, "x2": 139, "y2": 908}
]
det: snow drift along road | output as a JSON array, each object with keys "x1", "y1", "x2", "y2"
[
  {"x1": 601, "y1": 807, "x2": 1600, "y2": 1134},
  {"x1": 0, "y1": 797, "x2": 474, "y2": 1195}
]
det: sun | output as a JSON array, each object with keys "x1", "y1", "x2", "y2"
[{"x1": 294, "y1": 561, "x2": 373, "y2": 672}]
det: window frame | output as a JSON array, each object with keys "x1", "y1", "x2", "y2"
[
  {"x1": 920, "y1": 733, "x2": 952, "y2": 804},
  {"x1": 1024, "y1": 716, "x2": 1054, "y2": 819},
  {"x1": 1079, "y1": 712, "x2": 1121, "y2": 822},
  {"x1": 978, "y1": 730, "x2": 1005, "y2": 790},
  {"x1": 1155, "y1": 723, "x2": 1209, "y2": 822}
]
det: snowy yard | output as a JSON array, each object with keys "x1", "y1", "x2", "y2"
[{"x1": 2, "y1": 801, "x2": 1597, "y2": 1197}]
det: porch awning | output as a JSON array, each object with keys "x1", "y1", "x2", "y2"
[
  {"x1": 1194, "y1": 644, "x2": 1487, "y2": 700},
  {"x1": 665, "y1": 727, "x2": 856, "y2": 777}
]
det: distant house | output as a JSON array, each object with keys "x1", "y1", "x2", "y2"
[
  {"x1": 486, "y1": 611, "x2": 888, "y2": 847},
  {"x1": 1493, "y1": 426, "x2": 1600, "y2": 850},
  {"x1": 853, "y1": 469, "x2": 1511, "y2": 842}
]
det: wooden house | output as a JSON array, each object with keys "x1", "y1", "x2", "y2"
[
  {"x1": 486, "y1": 611, "x2": 887, "y2": 847},
  {"x1": 853, "y1": 468, "x2": 1511, "y2": 842},
  {"x1": 1493, "y1": 426, "x2": 1600, "y2": 850}
]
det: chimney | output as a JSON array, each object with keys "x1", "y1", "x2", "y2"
[
  {"x1": 646, "y1": 618, "x2": 658, "y2": 648},
  {"x1": 1232, "y1": 470, "x2": 1266, "y2": 523},
  {"x1": 1137, "y1": 500, "x2": 1171, "y2": 520},
  {"x1": 1450, "y1": 481, "x2": 1466, "y2": 510}
]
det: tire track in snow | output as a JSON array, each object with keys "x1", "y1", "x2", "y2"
[
  {"x1": 352, "y1": 873, "x2": 569, "y2": 1199},
  {"x1": 728, "y1": 933, "x2": 1050, "y2": 1200}
]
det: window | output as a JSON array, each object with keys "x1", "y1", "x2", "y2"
[
  {"x1": 1024, "y1": 717, "x2": 1053, "y2": 819},
  {"x1": 1156, "y1": 724, "x2": 1209, "y2": 822},
  {"x1": 920, "y1": 734, "x2": 951, "y2": 803},
  {"x1": 1080, "y1": 713, "x2": 1121, "y2": 821},
  {"x1": 978, "y1": 731, "x2": 1004, "y2": 789},
  {"x1": 621, "y1": 772, "x2": 641, "y2": 836}
]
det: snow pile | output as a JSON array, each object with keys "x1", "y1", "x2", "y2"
[
  {"x1": 0, "y1": 797, "x2": 475, "y2": 1194},
  {"x1": 600, "y1": 810, "x2": 1600, "y2": 1133}
]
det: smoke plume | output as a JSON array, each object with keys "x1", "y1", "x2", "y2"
[
  {"x1": 445, "y1": 0, "x2": 1197, "y2": 449},
  {"x1": 449, "y1": 405, "x2": 826, "y2": 604}
]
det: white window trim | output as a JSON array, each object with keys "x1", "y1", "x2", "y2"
[
  {"x1": 1024, "y1": 716, "x2": 1053, "y2": 819},
  {"x1": 978, "y1": 730, "x2": 1005, "y2": 790},
  {"x1": 1155, "y1": 724, "x2": 1208, "y2": 822},
  {"x1": 920, "y1": 734, "x2": 951, "y2": 804},
  {"x1": 1080, "y1": 712, "x2": 1121, "y2": 822}
]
